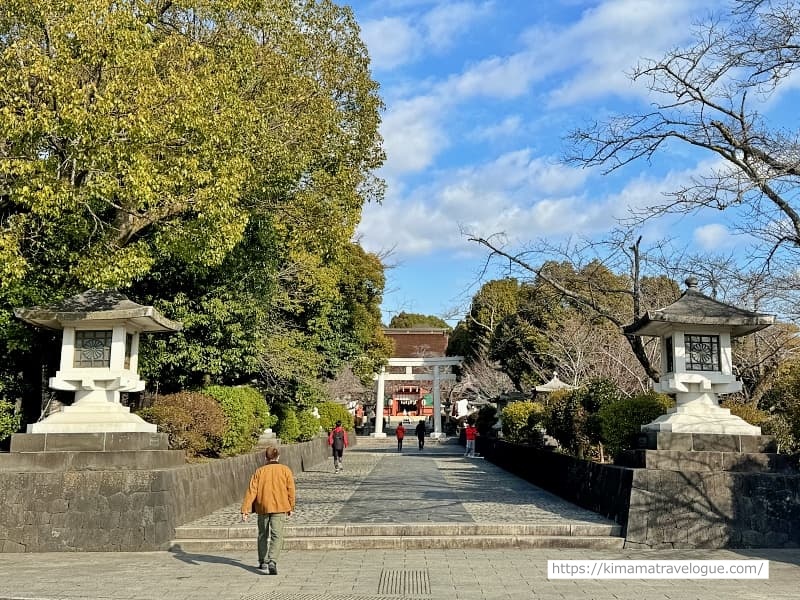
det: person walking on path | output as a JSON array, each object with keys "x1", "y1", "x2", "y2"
[
  {"x1": 415, "y1": 420, "x2": 426, "y2": 450},
  {"x1": 328, "y1": 420, "x2": 348, "y2": 472},
  {"x1": 241, "y1": 446, "x2": 295, "y2": 575},
  {"x1": 464, "y1": 422, "x2": 479, "y2": 458},
  {"x1": 395, "y1": 422, "x2": 405, "y2": 452}
]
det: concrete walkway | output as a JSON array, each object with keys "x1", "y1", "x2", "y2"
[
  {"x1": 172, "y1": 436, "x2": 621, "y2": 550},
  {"x1": 1, "y1": 545, "x2": 799, "y2": 599},
  {"x1": 2, "y1": 437, "x2": 800, "y2": 599}
]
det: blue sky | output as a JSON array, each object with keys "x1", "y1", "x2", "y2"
[{"x1": 347, "y1": 0, "x2": 774, "y2": 325}]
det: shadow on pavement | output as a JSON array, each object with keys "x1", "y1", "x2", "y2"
[{"x1": 169, "y1": 546, "x2": 261, "y2": 573}]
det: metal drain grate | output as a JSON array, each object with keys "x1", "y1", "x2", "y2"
[{"x1": 377, "y1": 569, "x2": 431, "y2": 596}]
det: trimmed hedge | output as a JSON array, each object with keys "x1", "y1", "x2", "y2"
[
  {"x1": 138, "y1": 391, "x2": 226, "y2": 457},
  {"x1": 501, "y1": 401, "x2": 544, "y2": 444},
  {"x1": 203, "y1": 385, "x2": 276, "y2": 456},
  {"x1": 317, "y1": 401, "x2": 354, "y2": 431},
  {"x1": 598, "y1": 391, "x2": 673, "y2": 457},
  {"x1": 275, "y1": 405, "x2": 300, "y2": 443},
  {"x1": 0, "y1": 400, "x2": 21, "y2": 442},
  {"x1": 297, "y1": 409, "x2": 321, "y2": 441}
]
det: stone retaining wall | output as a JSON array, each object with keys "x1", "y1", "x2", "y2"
[
  {"x1": 479, "y1": 437, "x2": 800, "y2": 549},
  {"x1": 478, "y1": 438, "x2": 632, "y2": 526},
  {"x1": 625, "y1": 468, "x2": 800, "y2": 548},
  {"x1": 0, "y1": 433, "x2": 347, "y2": 552}
]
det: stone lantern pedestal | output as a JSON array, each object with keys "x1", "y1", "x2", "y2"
[
  {"x1": 623, "y1": 277, "x2": 773, "y2": 437},
  {"x1": 8, "y1": 290, "x2": 183, "y2": 466},
  {"x1": 616, "y1": 278, "x2": 800, "y2": 549}
]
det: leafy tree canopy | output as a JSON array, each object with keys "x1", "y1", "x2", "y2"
[
  {"x1": 0, "y1": 0, "x2": 390, "y2": 416},
  {"x1": 388, "y1": 312, "x2": 450, "y2": 330}
]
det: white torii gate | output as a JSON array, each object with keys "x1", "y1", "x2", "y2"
[{"x1": 372, "y1": 356, "x2": 463, "y2": 439}]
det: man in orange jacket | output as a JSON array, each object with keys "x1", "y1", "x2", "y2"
[{"x1": 241, "y1": 446, "x2": 296, "y2": 575}]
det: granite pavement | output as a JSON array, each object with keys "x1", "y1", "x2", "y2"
[{"x1": 2, "y1": 437, "x2": 799, "y2": 600}]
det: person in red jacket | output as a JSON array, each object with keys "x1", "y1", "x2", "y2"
[
  {"x1": 395, "y1": 422, "x2": 405, "y2": 452},
  {"x1": 464, "y1": 421, "x2": 478, "y2": 458},
  {"x1": 328, "y1": 420, "x2": 349, "y2": 473}
]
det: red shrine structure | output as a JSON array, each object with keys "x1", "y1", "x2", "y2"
[{"x1": 381, "y1": 328, "x2": 449, "y2": 418}]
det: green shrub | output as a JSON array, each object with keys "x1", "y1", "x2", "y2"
[
  {"x1": 297, "y1": 409, "x2": 321, "y2": 441},
  {"x1": 541, "y1": 381, "x2": 623, "y2": 459},
  {"x1": 475, "y1": 404, "x2": 498, "y2": 437},
  {"x1": 576, "y1": 378, "x2": 622, "y2": 447},
  {"x1": 203, "y1": 385, "x2": 276, "y2": 456},
  {"x1": 599, "y1": 391, "x2": 673, "y2": 458},
  {"x1": 137, "y1": 391, "x2": 227, "y2": 458},
  {"x1": 578, "y1": 378, "x2": 622, "y2": 412},
  {"x1": 0, "y1": 400, "x2": 21, "y2": 442},
  {"x1": 720, "y1": 399, "x2": 769, "y2": 426},
  {"x1": 317, "y1": 401, "x2": 353, "y2": 431},
  {"x1": 274, "y1": 405, "x2": 300, "y2": 443},
  {"x1": 544, "y1": 391, "x2": 590, "y2": 457},
  {"x1": 501, "y1": 401, "x2": 544, "y2": 444},
  {"x1": 761, "y1": 413, "x2": 797, "y2": 453}
]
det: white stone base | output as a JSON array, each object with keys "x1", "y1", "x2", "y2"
[
  {"x1": 370, "y1": 432, "x2": 388, "y2": 438},
  {"x1": 429, "y1": 432, "x2": 447, "y2": 440},
  {"x1": 257, "y1": 428, "x2": 277, "y2": 445},
  {"x1": 642, "y1": 392, "x2": 760, "y2": 435},
  {"x1": 28, "y1": 398, "x2": 156, "y2": 434}
]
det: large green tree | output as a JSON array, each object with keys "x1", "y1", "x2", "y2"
[
  {"x1": 0, "y1": 0, "x2": 389, "y2": 418},
  {"x1": 388, "y1": 312, "x2": 450, "y2": 329}
]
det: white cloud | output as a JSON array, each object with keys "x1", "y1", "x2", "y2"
[
  {"x1": 422, "y1": 2, "x2": 494, "y2": 51},
  {"x1": 541, "y1": 0, "x2": 700, "y2": 106},
  {"x1": 356, "y1": 0, "x2": 739, "y2": 262},
  {"x1": 375, "y1": 0, "x2": 713, "y2": 178},
  {"x1": 360, "y1": 2, "x2": 494, "y2": 71},
  {"x1": 380, "y1": 95, "x2": 449, "y2": 175},
  {"x1": 471, "y1": 115, "x2": 523, "y2": 141},
  {"x1": 360, "y1": 17, "x2": 422, "y2": 70},
  {"x1": 443, "y1": 53, "x2": 540, "y2": 99},
  {"x1": 439, "y1": 0, "x2": 701, "y2": 105},
  {"x1": 359, "y1": 153, "x2": 725, "y2": 259},
  {"x1": 358, "y1": 149, "x2": 597, "y2": 256},
  {"x1": 693, "y1": 223, "x2": 733, "y2": 250}
]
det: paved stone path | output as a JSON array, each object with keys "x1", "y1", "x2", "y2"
[
  {"x1": 1, "y1": 547, "x2": 799, "y2": 600},
  {"x1": 189, "y1": 439, "x2": 613, "y2": 529},
  {"x1": 3, "y1": 437, "x2": 800, "y2": 599}
]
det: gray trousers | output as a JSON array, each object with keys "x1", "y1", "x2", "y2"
[{"x1": 257, "y1": 512, "x2": 288, "y2": 563}]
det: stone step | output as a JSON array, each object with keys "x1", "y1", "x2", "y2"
[
  {"x1": 174, "y1": 522, "x2": 622, "y2": 539},
  {"x1": 170, "y1": 522, "x2": 624, "y2": 551},
  {"x1": 170, "y1": 534, "x2": 624, "y2": 552}
]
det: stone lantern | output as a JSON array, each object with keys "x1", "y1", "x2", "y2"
[
  {"x1": 534, "y1": 371, "x2": 576, "y2": 394},
  {"x1": 623, "y1": 277, "x2": 774, "y2": 435},
  {"x1": 14, "y1": 289, "x2": 181, "y2": 434}
]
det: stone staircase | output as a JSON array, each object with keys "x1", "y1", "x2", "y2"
[
  {"x1": 169, "y1": 521, "x2": 624, "y2": 551},
  {"x1": 169, "y1": 437, "x2": 626, "y2": 552}
]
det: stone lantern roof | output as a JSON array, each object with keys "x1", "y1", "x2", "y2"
[
  {"x1": 535, "y1": 372, "x2": 576, "y2": 393},
  {"x1": 14, "y1": 289, "x2": 181, "y2": 333},
  {"x1": 622, "y1": 277, "x2": 774, "y2": 338}
]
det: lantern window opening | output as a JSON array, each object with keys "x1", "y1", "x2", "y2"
[
  {"x1": 684, "y1": 334, "x2": 721, "y2": 372},
  {"x1": 124, "y1": 333, "x2": 133, "y2": 369},
  {"x1": 73, "y1": 330, "x2": 112, "y2": 368},
  {"x1": 665, "y1": 336, "x2": 674, "y2": 373}
]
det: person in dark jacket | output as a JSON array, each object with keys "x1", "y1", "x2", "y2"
[
  {"x1": 328, "y1": 420, "x2": 349, "y2": 472},
  {"x1": 415, "y1": 420, "x2": 426, "y2": 450}
]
